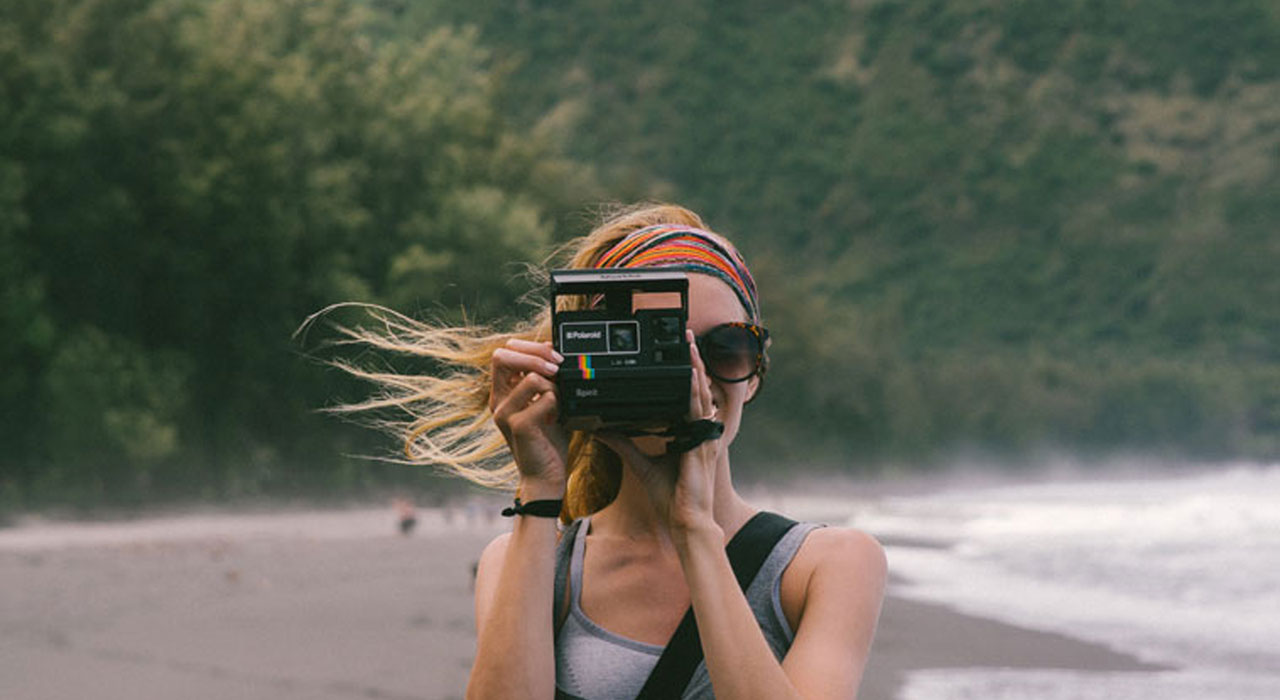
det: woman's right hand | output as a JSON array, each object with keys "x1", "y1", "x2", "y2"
[{"x1": 490, "y1": 338, "x2": 568, "y2": 496}]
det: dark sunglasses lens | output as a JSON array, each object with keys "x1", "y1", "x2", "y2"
[{"x1": 701, "y1": 325, "x2": 759, "y2": 381}]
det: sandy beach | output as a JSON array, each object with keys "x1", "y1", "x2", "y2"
[{"x1": 0, "y1": 504, "x2": 1167, "y2": 700}]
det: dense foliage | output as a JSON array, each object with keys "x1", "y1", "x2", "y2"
[
  {"x1": 0, "y1": 0, "x2": 596, "y2": 507},
  {"x1": 421, "y1": 0, "x2": 1280, "y2": 469},
  {"x1": 2, "y1": 0, "x2": 1277, "y2": 508}
]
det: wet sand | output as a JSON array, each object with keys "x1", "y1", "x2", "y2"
[
  {"x1": 0, "y1": 506, "x2": 1166, "y2": 700},
  {"x1": 860, "y1": 584, "x2": 1168, "y2": 700}
]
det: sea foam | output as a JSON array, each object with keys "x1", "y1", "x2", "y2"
[{"x1": 852, "y1": 464, "x2": 1280, "y2": 699}]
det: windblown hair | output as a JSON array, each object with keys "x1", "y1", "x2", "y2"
[{"x1": 319, "y1": 203, "x2": 711, "y2": 522}]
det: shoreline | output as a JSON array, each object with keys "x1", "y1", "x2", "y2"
[{"x1": 0, "y1": 506, "x2": 1174, "y2": 700}]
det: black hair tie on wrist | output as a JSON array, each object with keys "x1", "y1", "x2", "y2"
[
  {"x1": 501, "y1": 497, "x2": 563, "y2": 518},
  {"x1": 665, "y1": 419, "x2": 724, "y2": 455}
]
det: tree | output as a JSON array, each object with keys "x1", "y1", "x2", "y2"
[{"x1": 1, "y1": 0, "x2": 595, "y2": 504}]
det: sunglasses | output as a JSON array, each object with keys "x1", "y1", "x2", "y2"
[{"x1": 695, "y1": 322, "x2": 770, "y2": 383}]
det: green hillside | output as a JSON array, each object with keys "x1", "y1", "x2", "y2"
[
  {"x1": 2, "y1": 0, "x2": 1277, "y2": 508},
  {"x1": 415, "y1": 0, "x2": 1280, "y2": 467}
]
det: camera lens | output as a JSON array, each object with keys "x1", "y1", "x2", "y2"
[
  {"x1": 609, "y1": 323, "x2": 638, "y2": 352},
  {"x1": 652, "y1": 315, "x2": 681, "y2": 344}
]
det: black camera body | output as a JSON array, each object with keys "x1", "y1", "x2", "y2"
[{"x1": 551, "y1": 269, "x2": 690, "y2": 432}]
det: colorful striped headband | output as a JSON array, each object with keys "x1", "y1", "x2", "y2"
[{"x1": 594, "y1": 224, "x2": 760, "y2": 322}]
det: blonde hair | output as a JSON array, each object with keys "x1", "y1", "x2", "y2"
[{"x1": 319, "y1": 203, "x2": 710, "y2": 522}]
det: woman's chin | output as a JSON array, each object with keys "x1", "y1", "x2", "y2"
[{"x1": 630, "y1": 435, "x2": 669, "y2": 457}]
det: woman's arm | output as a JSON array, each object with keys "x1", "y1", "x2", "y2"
[
  {"x1": 603, "y1": 334, "x2": 887, "y2": 698},
  {"x1": 466, "y1": 339, "x2": 568, "y2": 700},
  {"x1": 468, "y1": 503, "x2": 561, "y2": 700},
  {"x1": 675, "y1": 524, "x2": 886, "y2": 700},
  {"x1": 780, "y1": 528, "x2": 886, "y2": 699}
]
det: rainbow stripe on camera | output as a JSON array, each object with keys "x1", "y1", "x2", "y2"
[{"x1": 577, "y1": 355, "x2": 594, "y2": 379}]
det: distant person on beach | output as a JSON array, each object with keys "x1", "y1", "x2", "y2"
[
  {"x1": 334, "y1": 204, "x2": 886, "y2": 698},
  {"x1": 393, "y1": 497, "x2": 417, "y2": 536}
]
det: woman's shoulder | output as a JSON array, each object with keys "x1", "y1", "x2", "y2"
[
  {"x1": 472, "y1": 524, "x2": 573, "y2": 605},
  {"x1": 778, "y1": 522, "x2": 887, "y2": 626},
  {"x1": 797, "y1": 524, "x2": 886, "y2": 568},
  {"x1": 472, "y1": 531, "x2": 513, "y2": 600},
  {"x1": 475, "y1": 521, "x2": 574, "y2": 565},
  {"x1": 477, "y1": 530, "x2": 513, "y2": 564},
  {"x1": 783, "y1": 520, "x2": 886, "y2": 580},
  {"x1": 475, "y1": 519, "x2": 579, "y2": 570}
]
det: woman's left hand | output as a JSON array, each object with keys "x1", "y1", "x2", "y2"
[{"x1": 597, "y1": 330, "x2": 722, "y2": 536}]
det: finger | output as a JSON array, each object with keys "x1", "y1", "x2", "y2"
[
  {"x1": 505, "y1": 384, "x2": 559, "y2": 435},
  {"x1": 493, "y1": 347, "x2": 562, "y2": 379},
  {"x1": 504, "y1": 371, "x2": 555, "y2": 410},
  {"x1": 688, "y1": 331, "x2": 714, "y2": 419},
  {"x1": 504, "y1": 338, "x2": 565, "y2": 365},
  {"x1": 490, "y1": 347, "x2": 562, "y2": 410},
  {"x1": 493, "y1": 372, "x2": 556, "y2": 430}
]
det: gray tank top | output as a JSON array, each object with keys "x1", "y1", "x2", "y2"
[{"x1": 553, "y1": 515, "x2": 821, "y2": 700}]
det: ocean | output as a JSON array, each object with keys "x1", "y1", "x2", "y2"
[{"x1": 825, "y1": 463, "x2": 1280, "y2": 700}]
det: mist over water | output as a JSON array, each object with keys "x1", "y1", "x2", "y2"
[{"x1": 841, "y1": 463, "x2": 1280, "y2": 700}]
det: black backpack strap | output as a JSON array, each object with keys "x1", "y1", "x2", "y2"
[{"x1": 634, "y1": 511, "x2": 798, "y2": 700}]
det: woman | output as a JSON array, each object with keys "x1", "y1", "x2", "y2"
[{"x1": 339, "y1": 203, "x2": 885, "y2": 699}]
